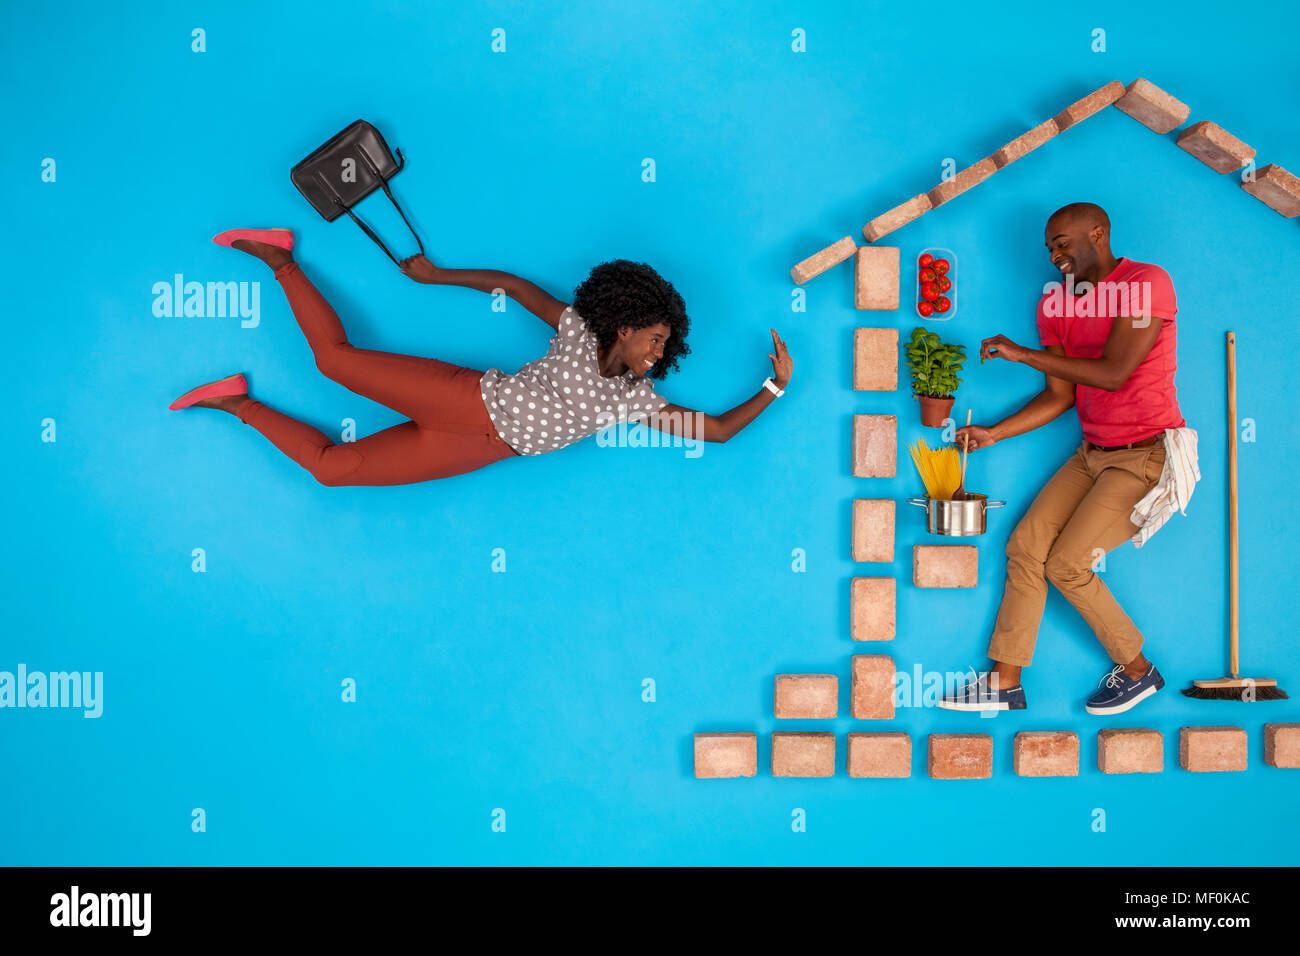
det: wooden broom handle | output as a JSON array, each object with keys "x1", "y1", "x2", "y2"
[{"x1": 1227, "y1": 331, "x2": 1239, "y2": 678}]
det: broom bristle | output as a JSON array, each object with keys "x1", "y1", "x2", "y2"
[{"x1": 1181, "y1": 684, "x2": 1290, "y2": 701}]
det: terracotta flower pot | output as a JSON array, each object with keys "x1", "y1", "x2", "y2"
[{"x1": 917, "y1": 395, "x2": 955, "y2": 428}]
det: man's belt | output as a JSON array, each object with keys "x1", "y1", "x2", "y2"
[{"x1": 1087, "y1": 433, "x2": 1164, "y2": 452}]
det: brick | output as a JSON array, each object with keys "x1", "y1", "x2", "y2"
[
  {"x1": 863, "y1": 193, "x2": 932, "y2": 243},
  {"x1": 850, "y1": 654, "x2": 896, "y2": 719},
  {"x1": 772, "y1": 732, "x2": 836, "y2": 777},
  {"x1": 1241, "y1": 164, "x2": 1300, "y2": 218},
  {"x1": 927, "y1": 157, "x2": 998, "y2": 208},
  {"x1": 854, "y1": 246, "x2": 900, "y2": 310},
  {"x1": 1264, "y1": 723, "x2": 1300, "y2": 768},
  {"x1": 852, "y1": 414, "x2": 897, "y2": 477},
  {"x1": 694, "y1": 732, "x2": 757, "y2": 778},
  {"x1": 790, "y1": 235, "x2": 856, "y2": 285},
  {"x1": 850, "y1": 577, "x2": 895, "y2": 641},
  {"x1": 1179, "y1": 726, "x2": 1248, "y2": 772},
  {"x1": 853, "y1": 328, "x2": 899, "y2": 391},
  {"x1": 1013, "y1": 731, "x2": 1079, "y2": 777},
  {"x1": 1114, "y1": 78, "x2": 1190, "y2": 134},
  {"x1": 851, "y1": 499, "x2": 895, "y2": 562},
  {"x1": 913, "y1": 544, "x2": 978, "y2": 588},
  {"x1": 847, "y1": 732, "x2": 911, "y2": 778},
  {"x1": 928, "y1": 733, "x2": 992, "y2": 779},
  {"x1": 774, "y1": 674, "x2": 838, "y2": 719},
  {"x1": 1098, "y1": 728, "x2": 1164, "y2": 774},
  {"x1": 991, "y1": 118, "x2": 1059, "y2": 169},
  {"x1": 1053, "y1": 80, "x2": 1125, "y2": 130},
  {"x1": 1176, "y1": 121, "x2": 1255, "y2": 174}
]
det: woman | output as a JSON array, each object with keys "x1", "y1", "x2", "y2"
[{"x1": 169, "y1": 228, "x2": 793, "y2": 485}]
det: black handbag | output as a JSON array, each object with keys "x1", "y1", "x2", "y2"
[{"x1": 290, "y1": 119, "x2": 426, "y2": 266}]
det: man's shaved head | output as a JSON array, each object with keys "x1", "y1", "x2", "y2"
[
  {"x1": 1049, "y1": 202, "x2": 1110, "y2": 236},
  {"x1": 1044, "y1": 202, "x2": 1115, "y2": 284}
]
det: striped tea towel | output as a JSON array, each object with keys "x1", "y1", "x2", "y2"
[{"x1": 1130, "y1": 427, "x2": 1200, "y2": 548}]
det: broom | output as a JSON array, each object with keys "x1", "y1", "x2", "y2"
[{"x1": 1183, "y1": 330, "x2": 1288, "y2": 701}]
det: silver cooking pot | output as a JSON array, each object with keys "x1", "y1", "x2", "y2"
[{"x1": 909, "y1": 495, "x2": 1005, "y2": 536}]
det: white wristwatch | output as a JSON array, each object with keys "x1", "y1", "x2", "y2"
[{"x1": 763, "y1": 377, "x2": 785, "y2": 397}]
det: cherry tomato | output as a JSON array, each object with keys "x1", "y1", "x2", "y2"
[
  {"x1": 936, "y1": 276, "x2": 951, "y2": 292},
  {"x1": 920, "y1": 283, "x2": 940, "y2": 302},
  {"x1": 919, "y1": 253, "x2": 934, "y2": 268},
  {"x1": 919, "y1": 268, "x2": 936, "y2": 283},
  {"x1": 932, "y1": 258, "x2": 950, "y2": 275},
  {"x1": 917, "y1": 301, "x2": 935, "y2": 317},
  {"x1": 934, "y1": 295, "x2": 951, "y2": 313}
]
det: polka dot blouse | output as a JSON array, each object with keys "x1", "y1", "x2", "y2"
[{"x1": 479, "y1": 307, "x2": 670, "y2": 456}]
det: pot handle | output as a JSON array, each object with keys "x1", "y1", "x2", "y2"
[
  {"x1": 985, "y1": 500, "x2": 1006, "y2": 509},
  {"x1": 908, "y1": 497, "x2": 930, "y2": 507}
]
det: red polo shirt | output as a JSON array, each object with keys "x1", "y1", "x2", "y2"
[{"x1": 1035, "y1": 257, "x2": 1185, "y2": 447}]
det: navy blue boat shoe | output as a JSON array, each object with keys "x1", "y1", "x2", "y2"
[
  {"x1": 1085, "y1": 663, "x2": 1164, "y2": 715},
  {"x1": 937, "y1": 670, "x2": 1027, "y2": 712}
]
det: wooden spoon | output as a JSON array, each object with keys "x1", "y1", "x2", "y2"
[{"x1": 954, "y1": 409, "x2": 973, "y2": 500}]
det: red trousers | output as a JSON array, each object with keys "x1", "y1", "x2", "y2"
[{"x1": 235, "y1": 261, "x2": 519, "y2": 486}]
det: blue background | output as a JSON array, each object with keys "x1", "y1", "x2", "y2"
[{"x1": 3, "y1": 0, "x2": 1298, "y2": 865}]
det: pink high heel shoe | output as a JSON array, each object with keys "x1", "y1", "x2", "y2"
[
  {"x1": 212, "y1": 227, "x2": 294, "y2": 250},
  {"x1": 168, "y1": 373, "x2": 248, "y2": 411}
]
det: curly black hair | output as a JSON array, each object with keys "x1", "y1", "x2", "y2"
[{"x1": 572, "y1": 259, "x2": 691, "y2": 379}]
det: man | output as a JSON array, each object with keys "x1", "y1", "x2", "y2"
[{"x1": 939, "y1": 202, "x2": 1193, "y2": 716}]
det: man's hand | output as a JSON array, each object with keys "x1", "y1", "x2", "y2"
[
  {"x1": 954, "y1": 424, "x2": 998, "y2": 452},
  {"x1": 980, "y1": 334, "x2": 1029, "y2": 364},
  {"x1": 399, "y1": 254, "x2": 441, "y2": 284},
  {"x1": 767, "y1": 329, "x2": 793, "y2": 388}
]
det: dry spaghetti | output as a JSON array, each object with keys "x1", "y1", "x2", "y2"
[{"x1": 907, "y1": 439, "x2": 962, "y2": 500}]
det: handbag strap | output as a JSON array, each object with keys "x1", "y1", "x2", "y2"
[
  {"x1": 355, "y1": 144, "x2": 426, "y2": 263},
  {"x1": 310, "y1": 146, "x2": 426, "y2": 267},
  {"x1": 337, "y1": 203, "x2": 405, "y2": 265}
]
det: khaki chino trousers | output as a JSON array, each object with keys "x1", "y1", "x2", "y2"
[{"x1": 986, "y1": 439, "x2": 1167, "y2": 667}]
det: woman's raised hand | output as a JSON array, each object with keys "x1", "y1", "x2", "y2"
[
  {"x1": 768, "y1": 329, "x2": 792, "y2": 388},
  {"x1": 399, "y1": 254, "x2": 441, "y2": 284}
]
